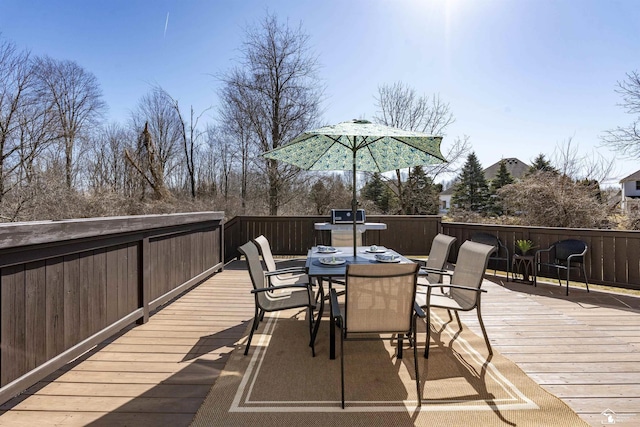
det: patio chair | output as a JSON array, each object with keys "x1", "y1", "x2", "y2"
[
  {"x1": 253, "y1": 235, "x2": 308, "y2": 287},
  {"x1": 416, "y1": 240, "x2": 495, "y2": 358},
  {"x1": 471, "y1": 232, "x2": 510, "y2": 280},
  {"x1": 238, "y1": 241, "x2": 324, "y2": 357},
  {"x1": 534, "y1": 239, "x2": 589, "y2": 295},
  {"x1": 416, "y1": 233, "x2": 456, "y2": 286},
  {"x1": 331, "y1": 263, "x2": 425, "y2": 408}
]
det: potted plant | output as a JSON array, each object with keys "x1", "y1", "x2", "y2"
[{"x1": 515, "y1": 239, "x2": 536, "y2": 256}]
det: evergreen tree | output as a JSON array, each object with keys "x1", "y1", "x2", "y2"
[
  {"x1": 452, "y1": 152, "x2": 491, "y2": 213},
  {"x1": 491, "y1": 159, "x2": 515, "y2": 191},
  {"x1": 404, "y1": 166, "x2": 439, "y2": 214},
  {"x1": 361, "y1": 172, "x2": 397, "y2": 213},
  {"x1": 528, "y1": 154, "x2": 558, "y2": 175},
  {"x1": 489, "y1": 159, "x2": 515, "y2": 216}
]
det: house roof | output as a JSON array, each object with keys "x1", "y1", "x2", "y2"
[
  {"x1": 483, "y1": 158, "x2": 530, "y2": 181},
  {"x1": 620, "y1": 169, "x2": 640, "y2": 183},
  {"x1": 439, "y1": 157, "x2": 530, "y2": 195}
]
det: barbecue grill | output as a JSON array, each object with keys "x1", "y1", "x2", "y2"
[
  {"x1": 314, "y1": 209, "x2": 386, "y2": 246},
  {"x1": 331, "y1": 209, "x2": 365, "y2": 224}
]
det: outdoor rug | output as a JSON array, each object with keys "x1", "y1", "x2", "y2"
[{"x1": 191, "y1": 308, "x2": 588, "y2": 426}]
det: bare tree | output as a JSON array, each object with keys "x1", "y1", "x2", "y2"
[
  {"x1": 164, "y1": 93, "x2": 211, "y2": 199},
  {"x1": 0, "y1": 39, "x2": 33, "y2": 202},
  {"x1": 33, "y1": 56, "x2": 106, "y2": 189},
  {"x1": 87, "y1": 123, "x2": 131, "y2": 193},
  {"x1": 125, "y1": 122, "x2": 173, "y2": 201},
  {"x1": 374, "y1": 82, "x2": 454, "y2": 135},
  {"x1": 219, "y1": 13, "x2": 324, "y2": 214},
  {"x1": 218, "y1": 83, "x2": 259, "y2": 212},
  {"x1": 130, "y1": 86, "x2": 182, "y2": 179},
  {"x1": 602, "y1": 70, "x2": 640, "y2": 157},
  {"x1": 373, "y1": 81, "x2": 456, "y2": 213},
  {"x1": 498, "y1": 138, "x2": 612, "y2": 228},
  {"x1": 553, "y1": 137, "x2": 614, "y2": 183},
  {"x1": 498, "y1": 172, "x2": 607, "y2": 228}
]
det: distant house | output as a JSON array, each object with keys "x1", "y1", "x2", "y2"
[
  {"x1": 620, "y1": 170, "x2": 640, "y2": 211},
  {"x1": 439, "y1": 158, "x2": 529, "y2": 213}
]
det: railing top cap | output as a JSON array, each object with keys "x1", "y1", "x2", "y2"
[{"x1": 0, "y1": 212, "x2": 224, "y2": 250}]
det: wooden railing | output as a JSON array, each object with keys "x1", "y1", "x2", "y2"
[
  {"x1": 442, "y1": 222, "x2": 640, "y2": 291},
  {"x1": 0, "y1": 212, "x2": 224, "y2": 405},
  {"x1": 224, "y1": 215, "x2": 640, "y2": 291},
  {"x1": 223, "y1": 215, "x2": 443, "y2": 262}
]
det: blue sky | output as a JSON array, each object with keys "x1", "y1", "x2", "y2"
[{"x1": 1, "y1": 0, "x2": 639, "y2": 184}]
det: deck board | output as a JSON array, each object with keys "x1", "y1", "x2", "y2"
[{"x1": 1, "y1": 263, "x2": 639, "y2": 426}]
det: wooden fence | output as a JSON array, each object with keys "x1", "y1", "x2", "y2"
[
  {"x1": 223, "y1": 215, "x2": 443, "y2": 262},
  {"x1": 442, "y1": 222, "x2": 640, "y2": 291},
  {"x1": 225, "y1": 216, "x2": 640, "y2": 291},
  {"x1": 0, "y1": 212, "x2": 224, "y2": 405}
]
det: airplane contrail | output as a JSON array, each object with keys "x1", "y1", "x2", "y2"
[{"x1": 164, "y1": 12, "x2": 169, "y2": 38}]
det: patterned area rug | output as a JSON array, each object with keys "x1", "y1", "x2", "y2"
[{"x1": 191, "y1": 308, "x2": 588, "y2": 426}]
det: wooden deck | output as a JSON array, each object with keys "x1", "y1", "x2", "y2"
[{"x1": 1, "y1": 260, "x2": 639, "y2": 426}]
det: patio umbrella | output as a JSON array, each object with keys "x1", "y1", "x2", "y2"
[{"x1": 262, "y1": 119, "x2": 447, "y2": 259}]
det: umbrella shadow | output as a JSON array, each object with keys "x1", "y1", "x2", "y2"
[{"x1": 182, "y1": 322, "x2": 250, "y2": 362}]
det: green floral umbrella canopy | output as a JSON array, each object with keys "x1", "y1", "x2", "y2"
[
  {"x1": 262, "y1": 119, "x2": 446, "y2": 258},
  {"x1": 263, "y1": 119, "x2": 446, "y2": 172}
]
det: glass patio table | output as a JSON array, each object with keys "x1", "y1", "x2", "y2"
[{"x1": 305, "y1": 245, "x2": 416, "y2": 359}]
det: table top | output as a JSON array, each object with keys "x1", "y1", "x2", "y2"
[{"x1": 305, "y1": 246, "x2": 413, "y2": 277}]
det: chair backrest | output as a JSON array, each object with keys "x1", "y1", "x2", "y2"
[
  {"x1": 238, "y1": 241, "x2": 269, "y2": 308},
  {"x1": 344, "y1": 263, "x2": 419, "y2": 334},
  {"x1": 470, "y1": 232, "x2": 504, "y2": 257},
  {"x1": 253, "y1": 235, "x2": 277, "y2": 272},
  {"x1": 331, "y1": 229, "x2": 362, "y2": 247},
  {"x1": 425, "y1": 234, "x2": 456, "y2": 283},
  {"x1": 450, "y1": 241, "x2": 495, "y2": 310},
  {"x1": 554, "y1": 239, "x2": 587, "y2": 263}
]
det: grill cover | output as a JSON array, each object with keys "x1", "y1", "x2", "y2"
[{"x1": 331, "y1": 209, "x2": 365, "y2": 224}]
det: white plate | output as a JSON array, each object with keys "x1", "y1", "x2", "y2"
[
  {"x1": 375, "y1": 254, "x2": 400, "y2": 263},
  {"x1": 366, "y1": 248, "x2": 387, "y2": 253},
  {"x1": 319, "y1": 257, "x2": 346, "y2": 266},
  {"x1": 316, "y1": 246, "x2": 338, "y2": 254}
]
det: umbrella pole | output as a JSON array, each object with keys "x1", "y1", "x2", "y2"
[{"x1": 352, "y1": 148, "x2": 357, "y2": 260}]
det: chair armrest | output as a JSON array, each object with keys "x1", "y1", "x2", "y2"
[
  {"x1": 535, "y1": 247, "x2": 552, "y2": 258},
  {"x1": 413, "y1": 301, "x2": 426, "y2": 318},
  {"x1": 265, "y1": 266, "x2": 307, "y2": 276},
  {"x1": 419, "y1": 267, "x2": 453, "y2": 276},
  {"x1": 251, "y1": 283, "x2": 310, "y2": 294},
  {"x1": 409, "y1": 257, "x2": 426, "y2": 267},
  {"x1": 422, "y1": 283, "x2": 487, "y2": 293}
]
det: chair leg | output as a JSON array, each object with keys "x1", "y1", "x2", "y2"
[
  {"x1": 340, "y1": 328, "x2": 345, "y2": 409},
  {"x1": 310, "y1": 288, "x2": 325, "y2": 355},
  {"x1": 477, "y1": 306, "x2": 493, "y2": 355},
  {"x1": 566, "y1": 268, "x2": 570, "y2": 296},
  {"x1": 413, "y1": 315, "x2": 422, "y2": 407},
  {"x1": 244, "y1": 307, "x2": 260, "y2": 356},
  {"x1": 424, "y1": 307, "x2": 431, "y2": 358},
  {"x1": 397, "y1": 334, "x2": 403, "y2": 359},
  {"x1": 583, "y1": 263, "x2": 590, "y2": 293},
  {"x1": 454, "y1": 311, "x2": 463, "y2": 331}
]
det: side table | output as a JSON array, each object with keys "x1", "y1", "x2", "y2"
[{"x1": 512, "y1": 254, "x2": 535, "y2": 284}]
